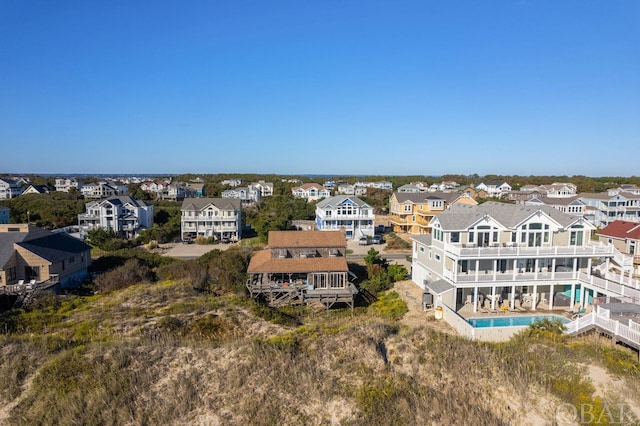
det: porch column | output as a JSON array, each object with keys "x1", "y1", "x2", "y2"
[
  {"x1": 580, "y1": 286, "x2": 586, "y2": 309},
  {"x1": 491, "y1": 286, "x2": 496, "y2": 310},
  {"x1": 570, "y1": 283, "x2": 576, "y2": 309},
  {"x1": 549, "y1": 283, "x2": 554, "y2": 310},
  {"x1": 473, "y1": 286, "x2": 478, "y2": 313},
  {"x1": 475, "y1": 260, "x2": 479, "y2": 281},
  {"x1": 532, "y1": 284, "x2": 538, "y2": 311},
  {"x1": 512, "y1": 259, "x2": 518, "y2": 281},
  {"x1": 493, "y1": 259, "x2": 497, "y2": 281},
  {"x1": 510, "y1": 284, "x2": 516, "y2": 309},
  {"x1": 572, "y1": 257, "x2": 578, "y2": 279},
  {"x1": 587, "y1": 258, "x2": 592, "y2": 276},
  {"x1": 534, "y1": 258, "x2": 539, "y2": 280},
  {"x1": 551, "y1": 259, "x2": 556, "y2": 279}
]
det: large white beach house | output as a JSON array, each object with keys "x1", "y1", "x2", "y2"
[{"x1": 412, "y1": 202, "x2": 640, "y2": 336}]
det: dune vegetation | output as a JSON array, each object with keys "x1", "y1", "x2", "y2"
[{"x1": 1, "y1": 251, "x2": 640, "y2": 425}]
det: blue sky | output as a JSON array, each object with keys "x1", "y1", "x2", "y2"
[{"x1": 1, "y1": 0, "x2": 638, "y2": 176}]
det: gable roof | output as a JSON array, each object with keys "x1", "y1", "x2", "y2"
[
  {"x1": 17, "y1": 233, "x2": 91, "y2": 263},
  {"x1": 316, "y1": 195, "x2": 369, "y2": 209},
  {"x1": 268, "y1": 231, "x2": 345, "y2": 248},
  {"x1": 434, "y1": 201, "x2": 587, "y2": 231},
  {"x1": 393, "y1": 191, "x2": 476, "y2": 205},
  {"x1": 598, "y1": 220, "x2": 640, "y2": 240},
  {"x1": 247, "y1": 249, "x2": 348, "y2": 274},
  {"x1": 0, "y1": 225, "x2": 90, "y2": 267},
  {"x1": 181, "y1": 197, "x2": 242, "y2": 211}
]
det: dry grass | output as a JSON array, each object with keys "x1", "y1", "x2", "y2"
[{"x1": 0, "y1": 280, "x2": 639, "y2": 425}]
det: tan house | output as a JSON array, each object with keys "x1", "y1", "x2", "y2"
[
  {"x1": 597, "y1": 220, "x2": 640, "y2": 277},
  {"x1": 246, "y1": 230, "x2": 357, "y2": 309},
  {"x1": 0, "y1": 224, "x2": 92, "y2": 289},
  {"x1": 389, "y1": 191, "x2": 477, "y2": 235}
]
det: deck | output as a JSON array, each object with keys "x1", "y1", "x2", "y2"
[{"x1": 246, "y1": 280, "x2": 358, "y2": 309}]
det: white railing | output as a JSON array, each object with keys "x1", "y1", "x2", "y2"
[
  {"x1": 454, "y1": 270, "x2": 578, "y2": 283},
  {"x1": 444, "y1": 242, "x2": 615, "y2": 259},
  {"x1": 578, "y1": 273, "x2": 640, "y2": 299},
  {"x1": 566, "y1": 308, "x2": 640, "y2": 349}
]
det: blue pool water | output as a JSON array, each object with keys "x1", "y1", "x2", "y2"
[{"x1": 468, "y1": 315, "x2": 569, "y2": 328}]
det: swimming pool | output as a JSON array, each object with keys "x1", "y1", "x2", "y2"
[{"x1": 467, "y1": 315, "x2": 569, "y2": 328}]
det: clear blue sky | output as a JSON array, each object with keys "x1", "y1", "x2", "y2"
[{"x1": 1, "y1": 0, "x2": 638, "y2": 177}]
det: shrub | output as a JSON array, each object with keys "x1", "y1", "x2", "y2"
[
  {"x1": 93, "y1": 259, "x2": 154, "y2": 293},
  {"x1": 369, "y1": 291, "x2": 408, "y2": 321},
  {"x1": 387, "y1": 264, "x2": 408, "y2": 281}
]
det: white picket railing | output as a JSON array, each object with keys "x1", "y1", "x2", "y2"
[{"x1": 565, "y1": 307, "x2": 640, "y2": 349}]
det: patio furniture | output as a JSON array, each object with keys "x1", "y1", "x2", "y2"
[{"x1": 465, "y1": 295, "x2": 472, "y2": 305}]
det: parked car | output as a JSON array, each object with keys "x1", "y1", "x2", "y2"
[
  {"x1": 358, "y1": 236, "x2": 369, "y2": 245},
  {"x1": 221, "y1": 237, "x2": 231, "y2": 244},
  {"x1": 372, "y1": 234, "x2": 383, "y2": 244},
  {"x1": 182, "y1": 237, "x2": 193, "y2": 244}
]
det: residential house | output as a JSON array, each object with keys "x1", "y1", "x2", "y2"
[
  {"x1": 336, "y1": 183, "x2": 367, "y2": 196},
  {"x1": 513, "y1": 183, "x2": 577, "y2": 199},
  {"x1": 315, "y1": 195, "x2": 375, "y2": 239},
  {"x1": 55, "y1": 178, "x2": 83, "y2": 192},
  {"x1": 389, "y1": 191, "x2": 477, "y2": 234},
  {"x1": 474, "y1": 181, "x2": 512, "y2": 198},
  {"x1": 162, "y1": 183, "x2": 187, "y2": 201},
  {"x1": 80, "y1": 182, "x2": 123, "y2": 199},
  {"x1": 180, "y1": 197, "x2": 242, "y2": 242},
  {"x1": 323, "y1": 180, "x2": 336, "y2": 190},
  {"x1": 0, "y1": 224, "x2": 91, "y2": 288},
  {"x1": 222, "y1": 186, "x2": 261, "y2": 206},
  {"x1": 221, "y1": 179, "x2": 243, "y2": 187},
  {"x1": 185, "y1": 181, "x2": 205, "y2": 197},
  {"x1": 410, "y1": 202, "x2": 628, "y2": 330},
  {"x1": 250, "y1": 181, "x2": 274, "y2": 197},
  {"x1": 291, "y1": 183, "x2": 331, "y2": 202},
  {"x1": 456, "y1": 185, "x2": 489, "y2": 200},
  {"x1": 523, "y1": 196, "x2": 586, "y2": 217},
  {"x1": 140, "y1": 181, "x2": 168, "y2": 196},
  {"x1": 21, "y1": 185, "x2": 51, "y2": 195},
  {"x1": 0, "y1": 178, "x2": 23, "y2": 199},
  {"x1": 246, "y1": 230, "x2": 357, "y2": 309},
  {"x1": 0, "y1": 206, "x2": 9, "y2": 224},
  {"x1": 597, "y1": 220, "x2": 640, "y2": 277},
  {"x1": 78, "y1": 196, "x2": 154, "y2": 238},
  {"x1": 428, "y1": 181, "x2": 458, "y2": 192},
  {"x1": 355, "y1": 181, "x2": 393, "y2": 191},
  {"x1": 397, "y1": 184, "x2": 423, "y2": 193},
  {"x1": 578, "y1": 189, "x2": 640, "y2": 228}
]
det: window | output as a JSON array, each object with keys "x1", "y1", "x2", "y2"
[
  {"x1": 435, "y1": 254, "x2": 441, "y2": 262},
  {"x1": 451, "y1": 232, "x2": 460, "y2": 243},
  {"x1": 419, "y1": 246, "x2": 425, "y2": 253},
  {"x1": 403, "y1": 205, "x2": 412, "y2": 212}
]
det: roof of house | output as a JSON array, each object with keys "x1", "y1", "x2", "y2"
[
  {"x1": 292, "y1": 183, "x2": 324, "y2": 191},
  {"x1": 434, "y1": 201, "x2": 587, "y2": 230},
  {"x1": 426, "y1": 279, "x2": 455, "y2": 295},
  {"x1": 247, "y1": 249, "x2": 349, "y2": 273},
  {"x1": 181, "y1": 197, "x2": 242, "y2": 211},
  {"x1": 392, "y1": 191, "x2": 472, "y2": 205},
  {"x1": 316, "y1": 195, "x2": 369, "y2": 208},
  {"x1": 0, "y1": 225, "x2": 90, "y2": 267},
  {"x1": 525, "y1": 195, "x2": 584, "y2": 206},
  {"x1": 598, "y1": 220, "x2": 640, "y2": 240},
  {"x1": 268, "y1": 231, "x2": 345, "y2": 248},
  {"x1": 17, "y1": 233, "x2": 91, "y2": 263}
]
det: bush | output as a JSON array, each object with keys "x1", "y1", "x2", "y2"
[
  {"x1": 387, "y1": 264, "x2": 408, "y2": 281},
  {"x1": 93, "y1": 259, "x2": 154, "y2": 293},
  {"x1": 369, "y1": 291, "x2": 408, "y2": 320}
]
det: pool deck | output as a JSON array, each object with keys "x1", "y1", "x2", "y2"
[{"x1": 457, "y1": 301, "x2": 583, "y2": 321}]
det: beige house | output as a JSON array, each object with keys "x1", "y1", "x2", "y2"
[
  {"x1": 246, "y1": 230, "x2": 357, "y2": 309},
  {"x1": 389, "y1": 191, "x2": 477, "y2": 235},
  {"x1": 0, "y1": 224, "x2": 92, "y2": 288}
]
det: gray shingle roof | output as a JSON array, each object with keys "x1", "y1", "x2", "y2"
[
  {"x1": 316, "y1": 195, "x2": 370, "y2": 208},
  {"x1": 181, "y1": 197, "x2": 242, "y2": 211},
  {"x1": 435, "y1": 201, "x2": 582, "y2": 230}
]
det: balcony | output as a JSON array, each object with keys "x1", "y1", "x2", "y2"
[{"x1": 442, "y1": 242, "x2": 615, "y2": 259}]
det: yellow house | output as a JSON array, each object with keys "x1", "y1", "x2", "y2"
[{"x1": 389, "y1": 191, "x2": 477, "y2": 234}]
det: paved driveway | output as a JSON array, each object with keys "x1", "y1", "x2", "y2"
[{"x1": 160, "y1": 242, "x2": 233, "y2": 259}]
